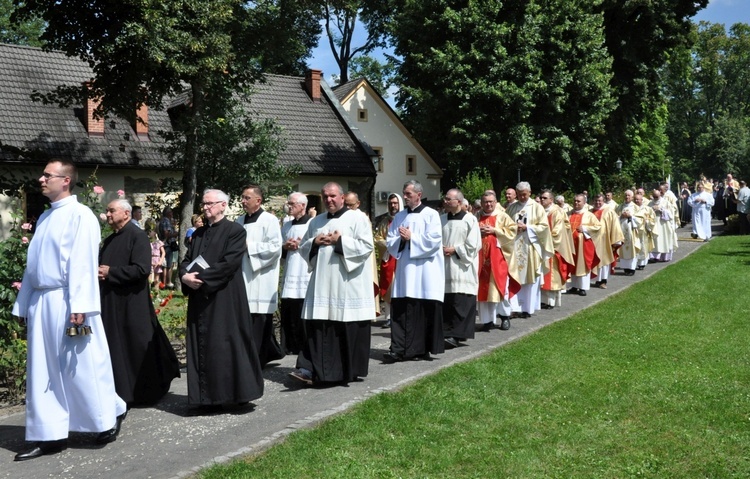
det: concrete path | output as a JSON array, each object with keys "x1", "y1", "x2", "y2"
[{"x1": 0, "y1": 223, "x2": 716, "y2": 478}]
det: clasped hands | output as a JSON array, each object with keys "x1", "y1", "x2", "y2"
[
  {"x1": 314, "y1": 230, "x2": 341, "y2": 245},
  {"x1": 283, "y1": 237, "x2": 302, "y2": 251}
]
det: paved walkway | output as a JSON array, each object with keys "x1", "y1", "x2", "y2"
[{"x1": 0, "y1": 222, "x2": 717, "y2": 478}]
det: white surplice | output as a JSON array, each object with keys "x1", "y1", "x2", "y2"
[
  {"x1": 386, "y1": 205, "x2": 445, "y2": 301},
  {"x1": 237, "y1": 210, "x2": 282, "y2": 314},
  {"x1": 441, "y1": 212, "x2": 481, "y2": 295},
  {"x1": 299, "y1": 209, "x2": 376, "y2": 321},
  {"x1": 280, "y1": 217, "x2": 312, "y2": 299},
  {"x1": 12, "y1": 195, "x2": 126, "y2": 441}
]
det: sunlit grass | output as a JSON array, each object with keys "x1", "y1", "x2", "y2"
[{"x1": 199, "y1": 236, "x2": 750, "y2": 478}]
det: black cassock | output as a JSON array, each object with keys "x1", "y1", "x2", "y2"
[
  {"x1": 180, "y1": 217, "x2": 264, "y2": 405},
  {"x1": 99, "y1": 222, "x2": 180, "y2": 406}
]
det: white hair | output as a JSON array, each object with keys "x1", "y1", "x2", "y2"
[
  {"x1": 289, "y1": 191, "x2": 308, "y2": 206},
  {"x1": 110, "y1": 199, "x2": 132, "y2": 213},
  {"x1": 203, "y1": 189, "x2": 230, "y2": 203},
  {"x1": 516, "y1": 181, "x2": 531, "y2": 192}
]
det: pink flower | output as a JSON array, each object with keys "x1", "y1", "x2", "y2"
[
  {"x1": 21, "y1": 223, "x2": 32, "y2": 231},
  {"x1": 11, "y1": 282, "x2": 22, "y2": 291},
  {"x1": 21, "y1": 236, "x2": 28, "y2": 244},
  {"x1": 93, "y1": 186, "x2": 104, "y2": 195},
  {"x1": 117, "y1": 189, "x2": 125, "y2": 197}
]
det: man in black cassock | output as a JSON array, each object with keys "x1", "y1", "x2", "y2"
[
  {"x1": 180, "y1": 189, "x2": 264, "y2": 411},
  {"x1": 98, "y1": 200, "x2": 180, "y2": 407}
]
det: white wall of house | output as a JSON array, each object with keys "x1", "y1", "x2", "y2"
[{"x1": 339, "y1": 84, "x2": 443, "y2": 217}]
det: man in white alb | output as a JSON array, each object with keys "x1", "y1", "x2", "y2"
[{"x1": 13, "y1": 160, "x2": 127, "y2": 461}]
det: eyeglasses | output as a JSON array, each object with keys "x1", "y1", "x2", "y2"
[
  {"x1": 41, "y1": 173, "x2": 67, "y2": 180},
  {"x1": 443, "y1": 197, "x2": 458, "y2": 202},
  {"x1": 286, "y1": 201, "x2": 298, "y2": 206},
  {"x1": 201, "y1": 201, "x2": 222, "y2": 208}
]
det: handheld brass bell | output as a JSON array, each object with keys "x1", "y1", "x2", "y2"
[
  {"x1": 66, "y1": 326, "x2": 79, "y2": 337},
  {"x1": 81, "y1": 326, "x2": 92, "y2": 336}
]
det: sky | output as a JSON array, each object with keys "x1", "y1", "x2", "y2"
[{"x1": 309, "y1": 1, "x2": 750, "y2": 89}]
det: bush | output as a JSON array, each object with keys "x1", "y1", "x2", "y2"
[{"x1": 0, "y1": 190, "x2": 30, "y2": 404}]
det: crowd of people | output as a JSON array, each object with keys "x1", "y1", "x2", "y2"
[{"x1": 12, "y1": 158, "x2": 739, "y2": 462}]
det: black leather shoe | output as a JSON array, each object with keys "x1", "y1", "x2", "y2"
[
  {"x1": 383, "y1": 351, "x2": 404, "y2": 363},
  {"x1": 520, "y1": 312, "x2": 531, "y2": 319},
  {"x1": 500, "y1": 317, "x2": 510, "y2": 330},
  {"x1": 14, "y1": 439, "x2": 67, "y2": 461},
  {"x1": 96, "y1": 411, "x2": 127, "y2": 444},
  {"x1": 444, "y1": 337, "x2": 459, "y2": 349},
  {"x1": 381, "y1": 319, "x2": 391, "y2": 329},
  {"x1": 578, "y1": 289, "x2": 587, "y2": 296},
  {"x1": 566, "y1": 287, "x2": 579, "y2": 295},
  {"x1": 479, "y1": 322, "x2": 495, "y2": 332}
]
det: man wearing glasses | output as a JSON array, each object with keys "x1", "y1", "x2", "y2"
[
  {"x1": 237, "y1": 184, "x2": 284, "y2": 368},
  {"x1": 505, "y1": 182, "x2": 554, "y2": 318},
  {"x1": 180, "y1": 189, "x2": 264, "y2": 413},
  {"x1": 13, "y1": 160, "x2": 127, "y2": 460}
]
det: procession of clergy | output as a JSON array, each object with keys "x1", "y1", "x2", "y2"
[
  {"x1": 177, "y1": 177, "x2": 710, "y2": 390},
  {"x1": 12, "y1": 158, "x2": 719, "y2": 461},
  {"x1": 281, "y1": 178, "x2": 698, "y2": 379}
]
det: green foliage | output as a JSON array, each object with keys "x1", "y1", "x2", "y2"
[
  {"x1": 153, "y1": 290, "x2": 187, "y2": 351},
  {"x1": 14, "y1": 0, "x2": 319, "y2": 258},
  {"x1": 162, "y1": 98, "x2": 298, "y2": 211},
  {"x1": 665, "y1": 21, "x2": 750, "y2": 182},
  {"x1": 393, "y1": 0, "x2": 615, "y2": 193},
  {"x1": 598, "y1": 0, "x2": 708, "y2": 166},
  {"x1": 0, "y1": 190, "x2": 29, "y2": 404},
  {"x1": 346, "y1": 55, "x2": 395, "y2": 99},
  {"x1": 455, "y1": 167, "x2": 493, "y2": 204},
  {"x1": 626, "y1": 102, "x2": 671, "y2": 185},
  {"x1": 0, "y1": 0, "x2": 44, "y2": 46}
]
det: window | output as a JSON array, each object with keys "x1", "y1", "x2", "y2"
[
  {"x1": 406, "y1": 155, "x2": 416, "y2": 175},
  {"x1": 358, "y1": 108, "x2": 368, "y2": 122},
  {"x1": 372, "y1": 147, "x2": 384, "y2": 172}
]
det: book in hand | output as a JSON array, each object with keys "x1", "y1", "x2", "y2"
[{"x1": 186, "y1": 255, "x2": 210, "y2": 273}]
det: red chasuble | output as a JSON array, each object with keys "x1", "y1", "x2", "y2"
[
  {"x1": 477, "y1": 214, "x2": 520, "y2": 301},
  {"x1": 569, "y1": 212, "x2": 599, "y2": 272},
  {"x1": 542, "y1": 212, "x2": 571, "y2": 290}
]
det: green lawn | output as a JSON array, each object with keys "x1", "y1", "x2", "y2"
[{"x1": 199, "y1": 236, "x2": 750, "y2": 478}]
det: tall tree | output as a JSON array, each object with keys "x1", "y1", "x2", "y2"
[
  {"x1": 598, "y1": 0, "x2": 708, "y2": 166},
  {"x1": 0, "y1": 0, "x2": 43, "y2": 46},
  {"x1": 665, "y1": 22, "x2": 750, "y2": 181},
  {"x1": 392, "y1": 0, "x2": 615, "y2": 193},
  {"x1": 347, "y1": 55, "x2": 395, "y2": 98},
  {"x1": 320, "y1": 1, "x2": 393, "y2": 83},
  {"x1": 13, "y1": 0, "x2": 315, "y2": 241}
]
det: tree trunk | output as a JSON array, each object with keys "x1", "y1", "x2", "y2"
[{"x1": 177, "y1": 80, "x2": 203, "y2": 276}]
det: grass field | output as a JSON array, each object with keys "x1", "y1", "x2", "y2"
[{"x1": 199, "y1": 235, "x2": 750, "y2": 478}]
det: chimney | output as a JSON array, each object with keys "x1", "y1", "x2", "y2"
[
  {"x1": 83, "y1": 82, "x2": 104, "y2": 137},
  {"x1": 133, "y1": 103, "x2": 149, "y2": 141},
  {"x1": 305, "y1": 69, "x2": 322, "y2": 102}
]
